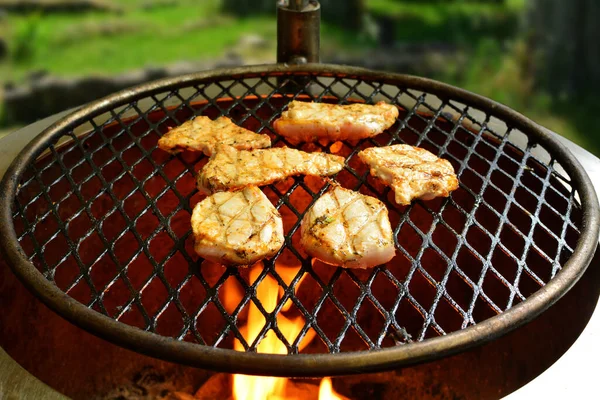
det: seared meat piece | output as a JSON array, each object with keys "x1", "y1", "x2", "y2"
[
  {"x1": 191, "y1": 186, "x2": 284, "y2": 266},
  {"x1": 358, "y1": 144, "x2": 459, "y2": 206},
  {"x1": 157, "y1": 116, "x2": 271, "y2": 156},
  {"x1": 273, "y1": 101, "x2": 399, "y2": 143},
  {"x1": 301, "y1": 185, "x2": 395, "y2": 269},
  {"x1": 198, "y1": 145, "x2": 345, "y2": 194}
]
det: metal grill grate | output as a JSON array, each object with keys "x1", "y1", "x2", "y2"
[{"x1": 1, "y1": 65, "x2": 597, "y2": 376}]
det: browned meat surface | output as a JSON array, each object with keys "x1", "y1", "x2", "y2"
[
  {"x1": 158, "y1": 116, "x2": 271, "y2": 155},
  {"x1": 198, "y1": 145, "x2": 345, "y2": 193},
  {"x1": 358, "y1": 144, "x2": 459, "y2": 205},
  {"x1": 273, "y1": 101, "x2": 398, "y2": 144}
]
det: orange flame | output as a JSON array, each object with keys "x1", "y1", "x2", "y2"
[
  {"x1": 276, "y1": 265, "x2": 308, "y2": 312},
  {"x1": 318, "y1": 378, "x2": 346, "y2": 400},
  {"x1": 221, "y1": 276, "x2": 243, "y2": 314},
  {"x1": 231, "y1": 264, "x2": 316, "y2": 400},
  {"x1": 227, "y1": 263, "x2": 340, "y2": 399}
]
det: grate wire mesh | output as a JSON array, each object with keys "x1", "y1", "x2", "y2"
[{"x1": 3, "y1": 67, "x2": 592, "y2": 373}]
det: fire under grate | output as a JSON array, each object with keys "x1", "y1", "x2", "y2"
[{"x1": 1, "y1": 65, "x2": 598, "y2": 376}]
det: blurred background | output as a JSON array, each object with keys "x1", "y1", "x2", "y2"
[{"x1": 0, "y1": 0, "x2": 598, "y2": 155}]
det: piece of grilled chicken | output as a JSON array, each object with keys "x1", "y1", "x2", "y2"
[
  {"x1": 273, "y1": 101, "x2": 399, "y2": 144},
  {"x1": 358, "y1": 144, "x2": 459, "y2": 206},
  {"x1": 301, "y1": 185, "x2": 395, "y2": 269},
  {"x1": 191, "y1": 186, "x2": 284, "y2": 266},
  {"x1": 157, "y1": 116, "x2": 271, "y2": 156},
  {"x1": 198, "y1": 145, "x2": 345, "y2": 194}
]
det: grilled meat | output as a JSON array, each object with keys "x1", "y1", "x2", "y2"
[
  {"x1": 198, "y1": 145, "x2": 345, "y2": 194},
  {"x1": 301, "y1": 185, "x2": 395, "y2": 269},
  {"x1": 191, "y1": 186, "x2": 284, "y2": 266},
  {"x1": 158, "y1": 116, "x2": 271, "y2": 156},
  {"x1": 358, "y1": 144, "x2": 459, "y2": 205},
  {"x1": 273, "y1": 101, "x2": 399, "y2": 144}
]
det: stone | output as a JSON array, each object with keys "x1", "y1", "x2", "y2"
[
  {"x1": 26, "y1": 70, "x2": 49, "y2": 82},
  {"x1": 2, "y1": 55, "x2": 249, "y2": 125},
  {"x1": 237, "y1": 34, "x2": 269, "y2": 50}
]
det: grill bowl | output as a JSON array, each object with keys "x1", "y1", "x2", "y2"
[{"x1": 0, "y1": 64, "x2": 598, "y2": 377}]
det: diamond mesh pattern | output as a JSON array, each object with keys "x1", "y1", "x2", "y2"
[{"x1": 12, "y1": 71, "x2": 582, "y2": 355}]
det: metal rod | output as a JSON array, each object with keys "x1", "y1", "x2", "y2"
[
  {"x1": 277, "y1": 0, "x2": 320, "y2": 64},
  {"x1": 289, "y1": 0, "x2": 309, "y2": 11}
]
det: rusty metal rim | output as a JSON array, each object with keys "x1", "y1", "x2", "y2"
[{"x1": 0, "y1": 64, "x2": 598, "y2": 377}]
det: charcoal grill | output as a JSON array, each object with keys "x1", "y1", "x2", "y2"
[{"x1": 0, "y1": 1, "x2": 599, "y2": 379}]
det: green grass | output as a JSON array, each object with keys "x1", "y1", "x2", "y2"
[
  {"x1": 0, "y1": 0, "x2": 373, "y2": 82},
  {"x1": 2, "y1": 0, "x2": 597, "y2": 156},
  {"x1": 367, "y1": 0, "x2": 524, "y2": 46},
  {"x1": 1, "y1": 0, "x2": 259, "y2": 81},
  {"x1": 439, "y1": 39, "x2": 600, "y2": 156},
  {"x1": 10, "y1": 17, "x2": 275, "y2": 79},
  {"x1": 368, "y1": 0, "x2": 526, "y2": 19},
  {"x1": 1, "y1": 0, "x2": 526, "y2": 81}
]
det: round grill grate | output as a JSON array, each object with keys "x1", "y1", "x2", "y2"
[{"x1": 0, "y1": 65, "x2": 598, "y2": 376}]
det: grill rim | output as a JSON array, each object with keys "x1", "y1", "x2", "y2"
[{"x1": 0, "y1": 63, "x2": 598, "y2": 377}]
